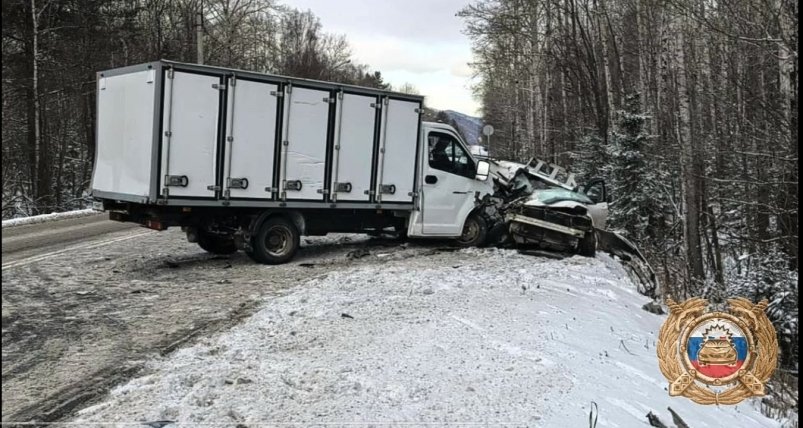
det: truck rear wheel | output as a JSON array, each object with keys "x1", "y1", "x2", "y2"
[
  {"x1": 250, "y1": 216, "x2": 300, "y2": 264},
  {"x1": 454, "y1": 213, "x2": 488, "y2": 247},
  {"x1": 197, "y1": 231, "x2": 237, "y2": 255},
  {"x1": 577, "y1": 230, "x2": 597, "y2": 257}
]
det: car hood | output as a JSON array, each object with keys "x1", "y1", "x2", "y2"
[{"x1": 524, "y1": 188, "x2": 594, "y2": 206}]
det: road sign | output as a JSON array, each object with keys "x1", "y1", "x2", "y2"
[{"x1": 482, "y1": 124, "x2": 494, "y2": 136}]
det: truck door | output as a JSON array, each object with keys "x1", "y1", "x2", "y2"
[
  {"x1": 420, "y1": 131, "x2": 477, "y2": 235},
  {"x1": 160, "y1": 70, "x2": 221, "y2": 198}
]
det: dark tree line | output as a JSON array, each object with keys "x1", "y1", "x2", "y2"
[
  {"x1": 460, "y1": 0, "x2": 797, "y2": 414},
  {"x1": 1, "y1": 0, "x2": 389, "y2": 218}
]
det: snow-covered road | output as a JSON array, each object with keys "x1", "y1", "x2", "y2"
[{"x1": 71, "y1": 248, "x2": 780, "y2": 427}]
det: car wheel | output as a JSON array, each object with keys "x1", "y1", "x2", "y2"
[
  {"x1": 454, "y1": 213, "x2": 488, "y2": 247},
  {"x1": 249, "y1": 216, "x2": 300, "y2": 264}
]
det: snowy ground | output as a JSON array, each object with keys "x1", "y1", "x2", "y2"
[
  {"x1": 2, "y1": 229, "x2": 434, "y2": 422},
  {"x1": 1, "y1": 208, "x2": 97, "y2": 228},
  {"x1": 67, "y1": 247, "x2": 782, "y2": 427}
]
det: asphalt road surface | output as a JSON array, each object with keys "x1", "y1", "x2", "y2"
[{"x1": 2, "y1": 213, "x2": 139, "y2": 268}]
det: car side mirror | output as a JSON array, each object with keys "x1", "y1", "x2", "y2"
[{"x1": 475, "y1": 160, "x2": 490, "y2": 181}]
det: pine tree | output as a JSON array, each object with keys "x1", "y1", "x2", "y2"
[
  {"x1": 570, "y1": 133, "x2": 607, "y2": 182},
  {"x1": 605, "y1": 93, "x2": 666, "y2": 242}
]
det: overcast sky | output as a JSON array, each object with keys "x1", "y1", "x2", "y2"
[{"x1": 283, "y1": 0, "x2": 481, "y2": 117}]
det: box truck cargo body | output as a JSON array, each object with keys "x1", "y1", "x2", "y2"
[{"x1": 91, "y1": 61, "x2": 493, "y2": 263}]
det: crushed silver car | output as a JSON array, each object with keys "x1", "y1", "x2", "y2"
[{"x1": 478, "y1": 158, "x2": 657, "y2": 296}]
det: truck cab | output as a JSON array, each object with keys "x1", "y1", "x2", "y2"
[{"x1": 409, "y1": 122, "x2": 493, "y2": 243}]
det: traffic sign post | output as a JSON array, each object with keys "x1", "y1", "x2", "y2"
[{"x1": 482, "y1": 124, "x2": 494, "y2": 158}]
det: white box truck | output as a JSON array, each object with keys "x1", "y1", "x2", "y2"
[{"x1": 91, "y1": 60, "x2": 493, "y2": 263}]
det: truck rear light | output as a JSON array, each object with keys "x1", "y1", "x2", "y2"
[{"x1": 144, "y1": 219, "x2": 167, "y2": 231}]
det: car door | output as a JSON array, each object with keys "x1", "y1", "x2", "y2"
[
  {"x1": 580, "y1": 178, "x2": 609, "y2": 229},
  {"x1": 420, "y1": 131, "x2": 477, "y2": 235}
]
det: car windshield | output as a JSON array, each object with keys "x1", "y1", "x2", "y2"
[{"x1": 532, "y1": 188, "x2": 594, "y2": 205}]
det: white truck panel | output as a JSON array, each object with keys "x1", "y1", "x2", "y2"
[
  {"x1": 161, "y1": 71, "x2": 220, "y2": 198},
  {"x1": 377, "y1": 98, "x2": 419, "y2": 203},
  {"x1": 282, "y1": 86, "x2": 329, "y2": 200},
  {"x1": 93, "y1": 70, "x2": 156, "y2": 198},
  {"x1": 224, "y1": 78, "x2": 279, "y2": 199},
  {"x1": 330, "y1": 93, "x2": 376, "y2": 202}
]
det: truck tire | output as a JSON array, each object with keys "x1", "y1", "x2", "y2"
[
  {"x1": 578, "y1": 230, "x2": 597, "y2": 257},
  {"x1": 250, "y1": 216, "x2": 300, "y2": 264},
  {"x1": 454, "y1": 213, "x2": 488, "y2": 247},
  {"x1": 197, "y1": 231, "x2": 237, "y2": 255}
]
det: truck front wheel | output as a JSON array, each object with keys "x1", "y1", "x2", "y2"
[
  {"x1": 250, "y1": 216, "x2": 300, "y2": 264},
  {"x1": 197, "y1": 230, "x2": 237, "y2": 255},
  {"x1": 454, "y1": 213, "x2": 488, "y2": 247}
]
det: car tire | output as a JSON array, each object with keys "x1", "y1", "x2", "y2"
[
  {"x1": 454, "y1": 213, "x2": 488, "y2": 247},
  {"x1": 578, "y1": 230, "x2": 597, "y2": 257},
  {"x1": 197, "y1": 231, "x2": 237, "y2": 255},
  {"x1": 249, "y1": 216, "x2": 300, "y2": 264}
]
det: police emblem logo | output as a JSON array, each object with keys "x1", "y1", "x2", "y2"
[{"x1": 657, "y1": 297, "x2": 778, "y2": 405}]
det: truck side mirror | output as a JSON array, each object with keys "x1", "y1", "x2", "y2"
[{"x1": 475, "y1": 160, "x2": 490, "y2": 181}]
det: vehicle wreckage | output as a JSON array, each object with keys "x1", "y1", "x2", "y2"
[{"x1": 476, "y1": 158, "x2": 658, "y2": 297}]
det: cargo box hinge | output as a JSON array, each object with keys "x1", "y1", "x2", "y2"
[
  {"x1": 212, "y1": 84, "x2": 226, "y2": 90},
  {"x1": 270, "y1": 91, "x2": 283, "y2": 97},
  {"x1": 207, "y1": 185, "x2": 221, "y2": 191}
]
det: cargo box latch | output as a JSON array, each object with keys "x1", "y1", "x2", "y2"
[
  {"x1": 284, "y1": 180, "x2": 303, "y2": 191},
  {"x1": 334, "y1": 182, "x2": 352, "y2": 193},
  {"x1": 164, "y1": 175, "x2": 188, "y2": 187},
  {"x1": 380, "y1": 184, "x2": 396, "y2": 195},
  {"x1": 228, "y1": 178, "x2": 248, "y2": 189}
]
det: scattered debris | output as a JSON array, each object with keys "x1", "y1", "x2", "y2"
[
  {"x1": 346, "y1": 248, "x2": 370, "y2": 259},
  {"x1": 646, "y1": 411, "x2": 669, "y2": 428},
  {"x1": 163, "y1": 260, "x2": 179, "y2": 269},
  {"x1": 641, "y1": 301, "x2": 664, "y2": 315},
  {"x1": 667, "y1": 407, "x2": 690, "y2": 428},
  {"x1": 341, "y1": 313, "x2": 354, "y2": 319},
  {"x1": 141, "y1": 420, "x2": 175, "y2": 428}
]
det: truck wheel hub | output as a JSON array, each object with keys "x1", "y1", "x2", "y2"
[{"x1": 265, "y1": 227, "x2": 291, "y2": 255}]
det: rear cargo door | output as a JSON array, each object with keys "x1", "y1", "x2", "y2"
[
  {"x1": 279, "y1": 85, "x2": 331, "y2": 201},
  {"x1": 160, "y1": 70, "x2": 221, "y2": 198},
  {"x1": 222, "y1": 76, "x2": 279, "y2": 200},
  {"x1": 330, "y1": 92, "x2": 376, "y2": 202},
  {"x1": 375, "y1": 97, "x2": 421, "y2": 204}
]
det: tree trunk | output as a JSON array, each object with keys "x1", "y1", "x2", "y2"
[{"x1": 673, "y1": 13, "x2": 705, "y2": 291}]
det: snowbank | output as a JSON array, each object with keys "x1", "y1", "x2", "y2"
[
  {"x1": 72, "y1": 249, "x2": 783, "y2": 427},
  {"x1": 2, "y1": 209, "x2": 98, "y2": 229}
]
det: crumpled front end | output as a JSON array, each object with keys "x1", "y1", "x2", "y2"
[{"x1": 506, "y1": 204, "x2": 593, "y2": 252}]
